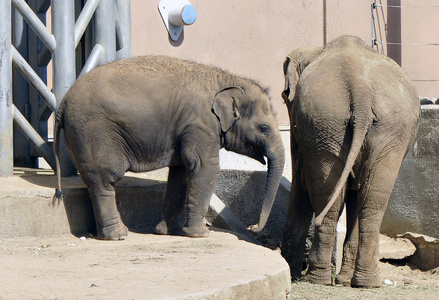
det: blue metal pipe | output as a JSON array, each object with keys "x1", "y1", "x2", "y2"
[
  {"x1": 78, "y1": 44, "x2": 104, "y2": 78},
  {"x1": 12, "y1": 46, "x2": 56, "y2": 111},
  {"x1": 12, "y1": 105, "x2": 55, "y2": 169},
  {"x1": 75, "y1": 0, "x2": 101, "y2": 48},
  {"x1": 52, "y1": 0, "x2": 77, "y2": 176},
  {"x1": 12, "y1": 0, "x2": 56, "y2": 52},
  {"x1": 115, "y1": 0, "x2": 131, "y2": 59},
  {"x1": 52, "y1": 1, "x2": 76, "y2": 109},
  {"x1": 95, "y1": 0, "x2": 116, "y2": 64}
]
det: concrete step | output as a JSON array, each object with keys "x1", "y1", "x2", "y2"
[
  {"x1": 0, "y1": 168, "x2": 292, "y2": 299},
  {"x1": 0, "y1": 168, "x2": 291, "y2": 240},
  {"x1": 0, "y1": 168, "x2": 167, "y2": 237}
]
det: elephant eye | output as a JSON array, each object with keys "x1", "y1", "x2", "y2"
[{"x1": 259, "y1": 125, "x2": 270, "y2": 136}]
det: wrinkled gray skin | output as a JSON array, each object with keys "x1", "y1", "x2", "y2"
[
  {"x1": 281, "y1": 36, "x2": 420, "y2": 288},
  {"x1": 54, "y1": 55, "x2": 285, "y2": 240}
]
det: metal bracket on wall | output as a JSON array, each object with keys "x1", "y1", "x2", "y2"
[{"x1": 158, "y1": 0, "x2": 197, "y2": 41}]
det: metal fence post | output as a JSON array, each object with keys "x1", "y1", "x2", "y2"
[
  {"x1": 13, "y1": 6, "x2": 35, "y2": 167},
  {"x1": 95, "y1": 0, "x2": 116, "y2": 64},
  {"x1": 52, "y1": 0, "x2": 77, "y2": 176},
  {"x1": 116, "y1": 0, "x2": 131, "y2": 60},
  {"x1": 0, "y1": 0, "x2": 14, "y2": 176}
]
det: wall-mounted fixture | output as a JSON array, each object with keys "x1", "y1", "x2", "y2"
[{"x1": 158, "y1": 0, "x2": 197, "y2": 41}]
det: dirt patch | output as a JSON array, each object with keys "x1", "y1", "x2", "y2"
[
  {"x1": 284, "y1": 238, "x2": 439, "y2": 299},
  {"x1": 288, "y1": 261, "x2": 439, "y2": 300},
  {"x1": 253, "y1": 232, "x2": 439, "y2": 299}
]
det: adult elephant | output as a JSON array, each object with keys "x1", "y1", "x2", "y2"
[
  {"x1": 54, "y1": 55, "x2": 285, "y2": 241},
  {"x1": 281, "y1": 36, "x2": 420, "y2": 288}
]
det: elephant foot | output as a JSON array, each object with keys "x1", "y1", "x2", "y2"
[
  {"x1": 351, "y1": 271, "x2": 382, "y2": 288},
  {"x1": 335, "y1": 268, "x2": 354, "y2": 286},
  {"x1": 97, "y1": 219, "x2": 128, "y2": 240},
  {"x1": 182, "y1": 224, "x2": 209, "y2": 238},
  {"x1": 335, "y1": 274, "x2": 352, "y2": 286},
  {"x1": 155, "y1": 219, "x2": 181, "y2": 236},
  {"x1": 304, "y1": 269, "x2": 333, "y2": 286}
]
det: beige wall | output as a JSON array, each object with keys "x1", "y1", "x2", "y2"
[
  {"x1": 131, "y1": 0, "x2": 438, "y2": 125},
  {"x1": 373, "y1": 0, "x2": 439, "y2": 97}
]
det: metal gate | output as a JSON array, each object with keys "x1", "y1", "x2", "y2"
[{"x1": 0, "y1": 0, "x2": 131, "y2": 177}]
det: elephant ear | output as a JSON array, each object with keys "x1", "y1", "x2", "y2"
[
  {"x1": 283, "y1": 56, "x2": 298, "y2": 109},
  {"x1": 283, "y1": 47, "x2": 323, "y2": 110},
  {"x1": 212, "y1": 87, "x2": 243, "y2": 132}
]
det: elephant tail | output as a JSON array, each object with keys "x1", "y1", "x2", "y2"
[
  {"x1": 53, "y1": 105, "x2": 64, "y2": 203},
  {"x1": 315, "y1": 88, "x2": 373, "y2": 227}
]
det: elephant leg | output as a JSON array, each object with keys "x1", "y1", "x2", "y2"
[
  {"x1": 305, "y1": 190, "x2": 345, "y2": 285},
  {"x1": 336, "y1": 189, "x2": 359, "y2": 286},
  {"x1": 156, "y1": 166, "x2": 187, "y2": 235},
  {"x1": 281, "y1": 179, "x2": 313, "y2": 280},
  {"x1": 82, "y1": 171, "x2": 128, "y2": 240},
  {"x1": 351, "y1": 153, "x2": 404, "y2": 288},
  {"x1": 181, "y1": 144, "x2": 220, "y2": 238},
  {"x1": 182, "y1": 168, "x2": 218, "y2": 237}
]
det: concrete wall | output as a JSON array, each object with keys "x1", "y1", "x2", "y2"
[
  {"x1": 373, "y1": 0, "x2": 439, "y2": 97},
  {"x1": 382, "y1": 106, "x2": 439, "y2": 239},
  {"x1": 130, "y1": 0, "x2": 439, "y2": 125},
  {"x1": 131, "y1": 0, "x2": 370, "y2": 125}
]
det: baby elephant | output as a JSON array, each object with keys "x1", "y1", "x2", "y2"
[
  {"x1": 54, "y1": 55, "x2": 285, "y2": 240},
  {"x1": 281, "y1": 36, "x2": 420, "y2": 288}
]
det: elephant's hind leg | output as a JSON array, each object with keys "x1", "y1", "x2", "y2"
[
  {"x1": 335, "y1": 189, "x2": 359, "y2": 286},
  {"x1": 305, "y1": 192, "x2": 345, "y2": 285},
  {"x1": 351, "y1": 152, "x2": 405, "y2": 288},
  {"x1": 156, "y1": 166, "x2": 186, "y2": 235},
  {"x1": 79, "y1": 165, "x2": 128, "y2": 240}
]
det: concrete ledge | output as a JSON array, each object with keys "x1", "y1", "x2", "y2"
[
  {"x1": 0, "y1": 168, "x2": 290, "y2": 241},
  {"x1": 0, "y1": 232, "x2": 291, "y2": 299},
  {"x1": 0, "y1": 169, "x2": 167, "y2": 237}
]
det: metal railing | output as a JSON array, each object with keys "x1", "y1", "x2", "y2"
[{"x1": 0, "y1": 0, "x2": 131, "y2": 176}]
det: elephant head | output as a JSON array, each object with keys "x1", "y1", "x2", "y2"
[
  {"x1": 212, "y1": 85, "x2": 285, "y2": 232},
  {"x1": 282, "y1": 47, "x2": 322, "y2": 111}
]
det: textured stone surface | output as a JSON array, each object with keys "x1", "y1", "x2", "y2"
[{"x1": 382, "y1": 106, "x2": 439, "y2": 239}]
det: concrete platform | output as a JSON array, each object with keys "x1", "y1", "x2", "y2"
[
  {"x1": 0, "y1": 232, "x2": 290, "y2": 299},
  {"x1": 0, "y1": 169, "x2": 291, "y2": 299}
]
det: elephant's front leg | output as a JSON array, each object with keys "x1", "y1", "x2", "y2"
[
  {"x1": 156, "y1": 166, "x2": 187, "y2": 235},
  {"x1": 281, "y1": 178, "x2": 313, "y2": 280},
  {"x1": 181, "y1": 144, "x2": 220, "y2": 238}
]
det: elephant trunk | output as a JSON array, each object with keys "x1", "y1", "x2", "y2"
[{"x1": 249, "y1": 137, "x2": 285, "y2": 233}]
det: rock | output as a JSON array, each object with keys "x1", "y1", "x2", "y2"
[
  {"x1": 420, "y1": 97, "x2": 434, "y2": 105},
  {"x1": 402, "y1": 277, "x2": 414, "y2": 285},
  {"x1": 397, "y1": 232, "x2": 439, "y2": 271},
  {"x1": 383, "y1": 279, "x2": 397, "y2": 286},
  {"x1": 379, "y1": 234, "x2": 416, "y2": 260}
]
